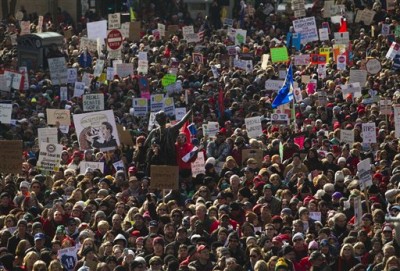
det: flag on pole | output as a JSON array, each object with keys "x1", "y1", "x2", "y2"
[{"x1": 272, "y1": 64, "x2": 294, "y2": 109}]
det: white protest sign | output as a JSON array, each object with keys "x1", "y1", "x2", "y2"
[
  {"x1": 120, "y1": 22, "x2": 130, "y2": 39},
  {"x1": 83, "y1": 94, "x2": 104, "y2": 112},
  {"x1": 58, "y1": 245, "x2": 79, "y2": 271},
  {"x1": 175, "y1": 108, "x2": 187, "y2": 121},
  {"x1": 334, "y1": 32, "x2": 350, "y2": 45},
  {"x1": 132, "y1": 98, "x2": 148, "y2": 117},
  {"x1": 365, "y1": 58, "x2": 381, "y2": 75},
  {"x1": 158, "y1": 23, "x2": 166, "y2": 36},
  {"x1": 265, "y1": 80, "x2": 285, "y2": 90},
  {"x1": 151, "y1": 94, "x2": 164, "y2": 112},
  {"x1": 191, "y1": 151, "x2": 205, "y2": 177},
  {"x1": 0, "y1": 74, "x2": 10, "y2": 92},
  {"x1": 0, "y1": 104, "x2": 12, "y2": 124},
  {"x1": 245, "y1": 116, "x2": 262, "y2": 138},
  {"x1": 79, "y1": 37, "x2": 98, "y2": 52},
  {"x1": 137, "y1": 60, "x2": 148, "y2": 74},
  {"x1": 60, "y1": 87, "x2": 68, "y2": 101},
  {"x1": 340, "y1": 129, "x2": 354, "y2": 144},
  {"x1": 349, "y1": 70, "x2": 367, "y2": 86},
  {"x1": 165, "y1": 81, "x2": 183, "y2": 96},
  {"x1": 148, "y1": 112, "x2": 159, "y2": 131},
  {"x1": 106, "y1": 67, "x2": 114, "y2": 80},
  {"x1": 48, "y1": 57, "x2": 68, "y2": 85},
  {"x1": 37, "y1": 142, "x2": 63, "y2": 172},
  {"x1": 87, "y1": 20, "x2": 107, "y2": 42},
  {"x1": 386, "y1": 42, "x2": 400, "y2": 60},
  {"x1": 115, "y1": 63, "x2": 133, "y2": 78},
  {"x1": 79, "y1": 161, "x2": 104, "y2": 174},
  {"x1": 355, "y1": 9, "x2": 375, "y2": 25},
  {"x1": 108, "y1": 13, "x2": 121, "y2": 29},
  {"x1": 202, "y1": 122, "x2": 219, "y2": 138},
  {"x1": 4, "y1": 70, "x2": 23, "y2": 90},
  {"x1": 357, "y1": 158, "x2": 373, "y2": 190},
  {"x1": 309, "y1": 212, "x2": 321, "y2": 222},
  {"x1": 319, "y1": 28, "x2": 329, "y2": 41},
  {"x1": 293, "y1": 17, "x2": 319, "y2": 44},
  {"x1": 182, "y1": 25, "x2": 194, "y2": 38},
  {"x1": 38, "y1": 127, "x2": 58, "y2": 144},
  {"x1": 163, "y1": 97, "x2": 175, "y2": 117},
  {"x1": 394, "y1": 105, "x2": 400, "y2": 138},
  {"x1": 261, "y1": 54, "x2": 270, "y2": 69},
  {"x1": 294, "y1": 54, "x2": 310, "y2": 66},
  {"x1": 73, "y1": 82, "x2": 85, "y2": 97},
  {"x1": 67, "y1": 68, "x2": 77, "y2": 84},
  {"x1": 379, "y1": 99, "x2": 392, "y2": 115},
  {"x1": 93, "y1": 59, "x2": 104, "y2": 77},
  {"x1": 113, "y1": 160, "x2": 125, "y2": 171},
  {"x1": 233, "y1": 59, "x2": 253, "y2": 72},
  {"x1": 271, "y1": 113, "x2": 290, "y2": 125},
  {"x1": 138, "y1": 51, "x2": 147, "y2": 61},
  {"x1": 82, "y1": 73, "x2": 94, "y2": 87},
  {"x1": 361, "y1": 122, "x2": 376, "y2": 143}
]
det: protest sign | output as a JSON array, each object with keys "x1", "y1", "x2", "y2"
[
  {"x1": 93, "y1": 59, "x2": 104, "y2": 77},
  {"x1": 73, "y1": 82, "x2": 85, "y2": 97},
  {"x1": 245, "y1": 116, "x2": 262, "y2": 138},
  {"x1": 113, "y1": 160, "x2": 125, "y2": 171},
  {"x1": 58, "y1": 245, "x2": 79, "y2": 271},
  {"x1": 386, "y1": 42, "x2": 400, "y2": 60},
  {"x1": 349, "y1": 70, "x2": 367, "y2": 86},
  {"x1": 242, "y1": 149, "x2": 263, "y2": 168},
  {"x1": 129, "y1": 21, "x2": 141, "y2": 42},
  {"x1": 0, "y1": 74, "x2": 10, "y2": 92},
  {"x1": 79, "y1": 37, "x2": 98, "y2": 52},
  {"x1": 120, "y1": 22, "x2": 130, "y2": 39},
  {"x1": 271, "y1": 113, "x2": 289, "y2": 125},
  {"x1": 357, "y1": 158, "x2": 373, "y2": 190},
  {"x1": 163, "y1": 97, "x2": 175, "y2": 117},
  {"x1": 162, "y1": 74, "x2": 177, "y2": 87},
  {"x1": 261, "y1": 54, "x2": 270, "y2": 69},
  {"x1": 234, "y1": 29, "x2": 247, "y2": 45},
  {"x1": 108, "y1": 13, "x2": 121, "y2": 29},
  {"x1": 365, "y1": 58, "x2": 381, "y2": 74},
  {"x1": 294, "y1": 55, "x2": 310, "y2": 66},
  {"x1": 20, "y1": 21, "x2": 30, "y2": 35},
  {"x1": 270, "y1": 47, "x2": 289, "y2": 63},
  {"x1": 48, "y1": 57, "x2": 68, "y2": 85},
  {"x1": 38, "y1": 128, "x2": 58, "y2": 144},
  {"x1": 380, "y1": 99, "x2": 392, "y2": 115},
  {"x1": 309, "y1": 212, "x2": 322, "y2": 222},
  {"x1": 151, "y1": 94, "x2": 164, "y2": 112},
  {"x1": 132, "y1": 98, "x2": 148, "y2": 117},
  {"x1": 106, "y1": 67, "x2": 114, "y2": 80},
  {"x1": 73, "y1": 110, "x2": 120, "y2": 151},
  {"x1": 292, "y1": 17, "x2": 319, "y2": 44},
  {"x1": 394, "y1": 105, "x2": 400, "y2": 137},
  {"x1": 87, "y1": 20, "x2": 107, "y2": 41},
  {"x1": 4, "y1": 70, "x2": 23, "y2": 90},
  {"x1": 233, "y1": 59, "x2": 253, "y2": 72},
  {"x1": 0, "y1": 140, "x2": 22, "y2": 174},
  {"x1": 340, "y1": 129, "x2": 354, "y2": 144},
  {"x1": 361, "y1": 122, "x2": 376, "y2": 143},
  {"x1": 202, "y1": 122, "x2": 219, "y2": 138},
  {"x1": 0, "y1": 103, "x2": 12, "y2": 124},
  {"x1": 60, "y1": 87, "x2": 68, "y2": 101},
  {"x1": 148, "y1": 112, "x2": 159, "y2": 131},
  {"x1": 82, "y1": 94, "x2": 104, "y2": 112},
  {"x1": 182, "y1": 25, "x2": 194, "y2": 38},
  {"x1": 46, "y1": 109, "x2": 71, "y2": 126},
  {"x1": 137, "y1": 60, "x2": 148, "y2": 74},
  {"x1": 115, "y1": 63, "x2": 133, "y2": 77},
  {"x1": 319, "y1": 28, "x2": 329, "y2": 41},
  {"x1": 175, "y1": 108, "x2": 187, "y2": 121},
  {"x1": 355, "y1": 9, "x2": 375, "y2": 25},
  {"x1": 79, "y1": 161, "x2": 104, "y2": 174},
  {"x1": 158, "y1": 23, "x2": 165, "y2": 37},
  {"x1": 334, "y1": 32, "x2": 350, "y2": 45},
  {"x1": 67, "y1": 68, "x2": 77, "y2": 84},
  {"x1": 165, "y1": 81, "x2": 183, "y2": 96},
  {"x1": 81, "y1": 73, "x2": 94, "y2": 87},
  {"x1": 191, "y1": 152, "x2": 205, "y2": 177},
  {"x1": 37, "y1": 142, "x2": 63, "y2": 172},
  {"x1": 265, "y1": 80, "x2": 285, "y2": 90},
  {"x1": 150, "y1": 165, "x2": 179, "y2": 190},
  {"x1": 117, "y1": 124, "x2": 134, "y2": 146}
]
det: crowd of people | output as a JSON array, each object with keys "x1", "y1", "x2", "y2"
[{"x1": 1, "y1": 0, "x2": 400, "y2": 271}]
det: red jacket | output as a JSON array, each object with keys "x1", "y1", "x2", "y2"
[{"x1": 175, "y1": 142, "x2": 197, "y2": 170}]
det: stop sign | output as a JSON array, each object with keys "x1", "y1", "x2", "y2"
[{"x1": 107, "y1": 29, "x2": 123, "y2": 50}]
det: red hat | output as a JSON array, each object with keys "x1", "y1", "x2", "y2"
[
  {"x1": 326, "y1": 103, "x2": 334, "y2": 108},
  {"x1": 303, "y1": 196, "x2": 315, "y2": 206},
  {"x1": 254, "y1": 181, "x2": 266, "y2": 191},
  {"x1": 219, "y1": 128, "x2": 227, "y2": 134},
  {"x1": 296, "y1": 112, "x2": 303, "y2": 119},
  {"x1": 128, "y1": 166, "x2": 137, "y2": 174},
  {"x1": 333, "y1": 122, "x2": 340, "y2": 130},
  {"x1": 373, "y1": 173, "x2": 383, "y2": 182},
  {"x1": 358, "y1": 108, "x2": 365, "y2": 114},
  {"x1": 369, "y1": 196, "x2": 380, "y2": 203},
  {"x1": 131, "y1": 230, "x2": 141, "y2": 237},
  {"x1": 196, "y1": 244, "x2": 207, "y2": 252},
  {"x1": 345, "y1": 124, "x2": 353, "y2": 129}
]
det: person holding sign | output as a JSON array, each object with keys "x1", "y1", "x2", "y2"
[{"x1": 144, "y1": 108, "x2": 193, "y2": 166}]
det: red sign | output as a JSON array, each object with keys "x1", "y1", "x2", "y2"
[{"x1": 107, "y1": 29, "x2": 123, "y2": 50}]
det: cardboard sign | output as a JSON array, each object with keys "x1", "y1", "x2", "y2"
[
  {"x1": 132, "y1": 98, "x2": 148, "y2": 117},
  {"x1": 46, "y1": 109, "x2": 71, "y2": 126},
  {"x1": 242, "y1": 149, "x2": 263, "y2": 168},
  {"x1": 38, "y1": 127, "x2": 58, "y2": 144},
  {"x1": 79, "y1": 161, "x2": 104, "y2": 174},
  {"x1": 245, "y1": 116, "x2": 262, "y2": 138},
  {"x1": 37, "y1": 142, "x2": 63, "y2": 172},
  {"x1": 0, "y1": 140, "x2": 22, "y2": 174},
  {"x1": 82, "y1": 94, "x2": 105, "y2": 112},
  {"x1": 192, "y1": 151, "x2": 205, "y2": 177},
  {"x1": 48, "y1": 57, "x2": 68, "y2": 85},
  {"x1": 117, "y1": 124, "x2": 134, "y2": 146},
  {"x1": 0, "y1": 103, "x2": 12, "y2": 124},
  {"x1": 340, "y1": 129, "x2": 354, "y2": 144},
  {"x1": 361, "y1": 122, "x2": 376, "y2": 143},
  {"x1": 150, "y1": 165, "x2": 179, "y2": 190},
  {"x1": 292, "y1": 17, "x2": 319, "y2": 44},
  {"x1": 270, "y1": 47, "x2": 289, "y2": 63},
  {"x1": 73, "y1": 110, "x2": 120, "y2": 151},
  {"x1": 129, "y1": 21, "x2": 141, "y2": 42}
]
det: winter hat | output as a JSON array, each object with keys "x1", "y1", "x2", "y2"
[{"x1": 335, "y1": 171, "x2": 345, "y2": 183}]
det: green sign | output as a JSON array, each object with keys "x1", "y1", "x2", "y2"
[
  {"x1": 161, "y1": 74, "x2": 177, "y2": 87},
  {"x1": 270, "y1": 47, "x2": 289, "y2": 63}
]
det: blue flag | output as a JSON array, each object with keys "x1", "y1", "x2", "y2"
[{"x1": 272, "y1": 64, "x2": 294, "y2": 109}]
